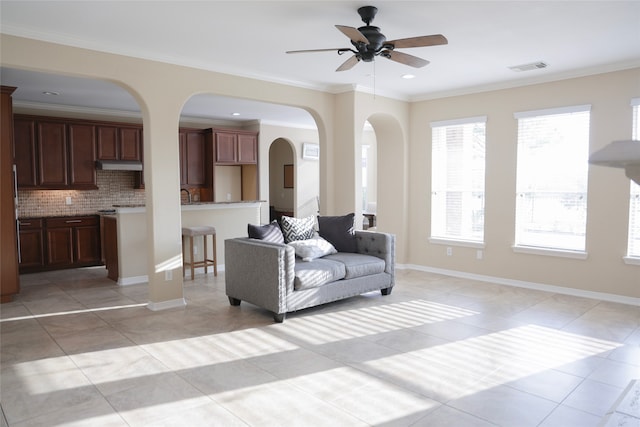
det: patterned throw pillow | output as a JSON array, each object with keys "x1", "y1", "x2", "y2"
[{"x1": 280, "y1": 215, "x2": 316, "y2": 243}]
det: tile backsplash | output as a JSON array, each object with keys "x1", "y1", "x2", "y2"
[{"x1": 18, "y1": 170, "x2": 146, "y2": 218}]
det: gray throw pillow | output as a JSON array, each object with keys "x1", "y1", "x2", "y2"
[
  {"x1": 318, "y1": 213, "x2": 357, "y2": 253},
  {"x1": 248, "y1": 220, "x2": 285, "y2": 244}
]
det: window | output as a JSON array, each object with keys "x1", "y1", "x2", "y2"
[
  {"x1": 430, "y1": 116, "x2": 486, "y2": 244},
  {"x1": 628, "y1": 99, "x2": 640, "y2": 259},
  {"x1": 514, "y1": 105, "x2": 591, "y2": 254}
]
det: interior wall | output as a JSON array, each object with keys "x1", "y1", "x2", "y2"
[
  {"x1": 269, "y1": 139, "x2": 294, "y2": 214},
  {"x1": 260, "y1": 124, "x2": 320, "y2": 222},
  {"x1": 409, "y1": 67, "x2": 640, "y2": 300}
]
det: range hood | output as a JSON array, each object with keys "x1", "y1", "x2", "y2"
[
  {"x1": 95, "y1": 160, "x2": 143, "y2": 171},
  {"x1": 589, "y1": 140, "x2": 640, "y2": 185}
]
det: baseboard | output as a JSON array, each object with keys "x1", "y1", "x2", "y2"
[
  {"x1": 398, "y1": 263, "x2": 639, "y2": 307},
  {"x1": 118, "y1": 275, "x2": 148, "y2": 286},
  {"x1": 183, "y1": 264, "x2": 225, "y2": 278},
  {"x1": 147, "y1": 298, "x2": 186, "y2": 311}
]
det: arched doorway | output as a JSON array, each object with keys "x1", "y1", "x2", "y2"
[{"x1": 269, "y1": 138, "x2": 295, "y2": 221}]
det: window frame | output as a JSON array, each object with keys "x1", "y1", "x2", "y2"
[
  {"x1": 429, "y1": 115, "x2": 487, "y2": 248},
  {"x1": 624, "y1": 98, "x2": 640, "y2": 265},
  {"x1": 512, "y1": 104, "x2": 591, "y2": 258}
]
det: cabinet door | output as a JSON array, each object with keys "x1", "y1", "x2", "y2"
[
  {"x1": 237, "y1": 133, "x2": 257, "y2": 163},
  {"x1": 186, "y1": 131, "x2": 205, "y2": 185},
  {"x1": 68, "y1": 123, "x2": 97, "y2": 188},
  {"x1": 38, "y1": 121, "x2": 68, "y2": 187},
  {"x1": 96, "y1": 126, "x2": 118, "y2": 160},
  {"x1": 119, "y1": 127, "x2": 142, "y2": 161},
  {"x1": 18, "y1": 220, "x2": 44, "y2": 270},
  {"x1": 75, "y1": 225, "x2": 101, "y2": 264},
  {"x1": 179, "y1": 131, "x2": 187, "y2": 185},
  {"x1": 46, "y1": 227, "x2": 74, "y2": 266},
  {"x1": 14, "y1": 118, "x2": 38, "y2": 187},
  {"x1": 215, "y1": 132, "x2": 237, "y2": 163}
]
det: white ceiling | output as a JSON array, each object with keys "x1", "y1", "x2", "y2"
[{"x1": 1, "y1": 1, "x2": 639, "y2": 128}]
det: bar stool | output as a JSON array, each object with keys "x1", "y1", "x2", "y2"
[{"x1": 181, "y1": 226, "x2": 217, "y2": 279}]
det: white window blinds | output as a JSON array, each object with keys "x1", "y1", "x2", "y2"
[
  {"x1": 514, "y1": 105, "x2": 591, "y2": 252},
  {"x1": 628, "y1": 100, "x2": 640, "y2": 258},
  {"x1": 431, "y1": 117, "x2": 486, "y2": 243}
]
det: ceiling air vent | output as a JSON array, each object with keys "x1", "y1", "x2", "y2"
[{"x1": 508, "y1": 61, "x2": 548, "y2": 72}]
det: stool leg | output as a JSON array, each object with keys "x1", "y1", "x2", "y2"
[
  {"x1": 182, "y1": 235, "x2": 186, "y2": 278},
  {"x1": 189, "y1": 235, "x2": 195, "y2": 280},
  {"x1": 203, "y1": 234, "x2": 208, "y2": 275},
  {"x1": 213, "y1": 233, "x2": 218, "y2": 276}
]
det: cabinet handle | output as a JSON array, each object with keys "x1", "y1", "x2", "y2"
[
  {"x1": 21, "y1": 222, "x2": 31, "y2": 226},
  {"x1": 65, "y1": 220, "x2": 82, "y2": 223}
]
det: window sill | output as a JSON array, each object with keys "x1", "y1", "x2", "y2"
[
  {"x1": 623, "y1": 256, "x2": 640, "y2": 266},
  {"x1": 429, "y1": 237, "x2": 485, "y2": 249},
  {"x1": 512, "y1": 245, "x2": 588, "y2": 260}
]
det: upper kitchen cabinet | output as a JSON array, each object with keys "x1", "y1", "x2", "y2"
[
  {"x1": 210, "y1": 129, "x2": 258, "y2": 165},
  {"x1": 97, "y1": 125, "x2": 142, "y2": 162},
  {"x1": 13, "y1": 115, "x2": 97, "y2": 189},
  {"x1": 179, "y1": 128, "x2": 206, "y2": 187}
]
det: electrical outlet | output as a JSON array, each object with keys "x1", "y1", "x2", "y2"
[
  {"x1": 193, "y1": 246, "x2": 198, "y2": 255},
  {"x1": 65, "y1": 196, "x2": 72, "y2": 205},
  {"x1": 446, "y1": 247, "x2": 453, "y2": 256},
  {"x1": 477, "y1": 250, "x2": 483, "y2": 260},
  {"x1": 165, "y1": 270, "x2": 172, "y2": 281}
]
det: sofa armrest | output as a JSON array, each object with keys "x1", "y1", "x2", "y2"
[
  {"x1": 355, "y1": 230, "x2": 396, "y2": 285},
  {"x1": 224, "y1": 238, "x2": 295, "y2": 314}
]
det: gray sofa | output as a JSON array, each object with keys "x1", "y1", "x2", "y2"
[{"x1": 225, "y1": 230, "x2": 396, "y2": 322}]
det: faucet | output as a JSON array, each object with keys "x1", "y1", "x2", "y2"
[{"x1": 180, "y1": 188, "x2": 192, "y2": 204}]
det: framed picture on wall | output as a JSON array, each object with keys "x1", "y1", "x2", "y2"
[
  {"x1": 284, "y1": 164, "x2": 294, "y2": 188},
  {"x1": 302, "y1": 143, "x2": 319, "y2": 160}
]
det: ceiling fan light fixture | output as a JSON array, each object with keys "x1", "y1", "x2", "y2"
[
  {"x1": 401, "y1": 74, "x2": 416, "y2": 79},
  {"x1": 508, "y1": 61, "x2": 548, "y2": 72}
]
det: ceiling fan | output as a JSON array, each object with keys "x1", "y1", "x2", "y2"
[{"x1": 286, "y1": 5, "x2": 448, "y2": 72}]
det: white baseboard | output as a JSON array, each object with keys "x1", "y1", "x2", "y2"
[
  {"x1": 147, "y1": 298, "x2": 186, "y2": 311},
  {"x1": 183, "y1": 264, "x2": 225, "y2": 279},
  {"x1": 398, "y1": 263, "x2": 639, "y2": 307},
  {"x1": 118, "y1": 275, "x2": 148, "y2": 286}
]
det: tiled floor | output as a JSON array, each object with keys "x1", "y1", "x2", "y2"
[{"x1": 1, "y1": 267, "x2": 639, "y2": 426}]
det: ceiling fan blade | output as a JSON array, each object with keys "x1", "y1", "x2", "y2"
[
  {"x1": 336, "y1": 55, "x2": 360, "y2": 72},
  {"x1": 286, "y1": 48, "x2": 349, "y2": 54},
  {"x1": 382, "y1": 50, "x2": 430, "y2": 68},
  {"x1": 335, "y1": 25, "x2": 369, "y2": 44},
  {"x1": 387, "y1": 34, "x2": 448, "y2": 49}
]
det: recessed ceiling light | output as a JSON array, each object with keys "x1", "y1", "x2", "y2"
[
  {"x1": 401, "y1": 74, "x2": 415, "y2": 79},
  {"x1": 42, "y1": 91, "x2": 60, "y2": 96},
  {"x1": 231, "y1": 112, "x2": 240, "y2": 116}
]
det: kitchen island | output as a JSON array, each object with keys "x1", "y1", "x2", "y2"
[{"x1": 106, "y1": 201, "x2": 263, "y2": 285}]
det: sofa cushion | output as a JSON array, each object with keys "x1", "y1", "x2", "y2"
[
  {"x1": 287, "y1": 235, "x2": 337, "y2": 261},
  {"x1": 294, "y1": 258, "x2": 346, "y2": 290},
  {"x1": 317, "y1": 213, "x2": 357, "y2": 253},
  {"x1": 281, "y1": 215, "x2": 316, "y2": 243},
  {"x1": 248, "y1": 220, "x2": 285, "y2": 244},
  {"x1": 323, "y1": 253, "x2": 386, "y2": 279}
]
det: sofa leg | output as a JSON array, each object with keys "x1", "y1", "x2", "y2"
[
  {"x1": 228, "y1": 297, "x2": 241, "y2": 306},
  {"x1": 381, "y1": 287, "x2": 393, "y2": 296},
  {"x1": 273, "y1": 313, "x2": 286, "y2": 323}
]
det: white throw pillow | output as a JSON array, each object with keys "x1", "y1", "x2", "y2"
[{"x1": 287, "y1": 235, "x2": 337, "y2": 261}]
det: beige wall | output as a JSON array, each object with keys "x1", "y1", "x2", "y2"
[
  {"x1": 409, "y1": 68, "x2": 640, "y2": 300},
  {"x1": 2, "y1": 33, "x2": 638, "y2": 303}
]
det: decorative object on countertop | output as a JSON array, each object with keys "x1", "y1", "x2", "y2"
[{"x1": 182, "y1": 226, "x2": 217, "y2": 279}]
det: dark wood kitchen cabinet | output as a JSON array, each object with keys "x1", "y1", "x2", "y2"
[
  {"x1": 13, "y1": 115, "x2": 97, "y2": 189},
  {"x1": 179, "y1": 129, "x2": 206, "y2": 187},
  {"x1": 97, "y1": 125, "x2": 142, "y2": 161},
  {"x1": 18, "y1": 219, "x2": 45, "y2": 270},
  {"x1": 212, "y1": 130, "x2": 257, "y2": 165},
  {"x1": 19, "y1": 215, "x2": 102, "y2": 273}
]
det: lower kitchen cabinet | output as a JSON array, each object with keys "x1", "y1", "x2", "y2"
[{"x1": 19, "y1": 215, "x2": 102, "y2": 273}]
